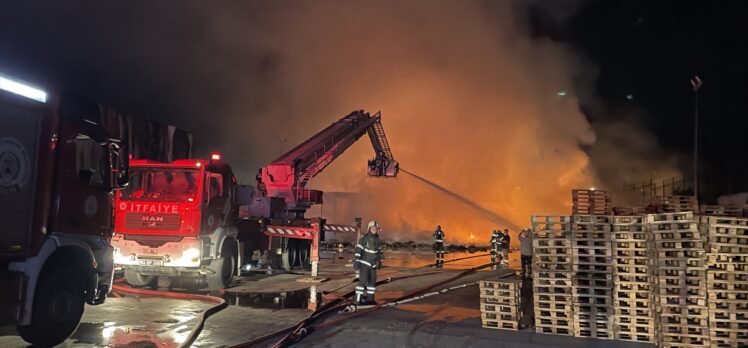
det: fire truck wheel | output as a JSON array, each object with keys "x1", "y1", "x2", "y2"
[
  {"x1": 297, "y1": 240, "x2": 310, "y2": 268},
  {"x1": 124, "y1": 269, "x2": 156, "y2": 287},
  {"x1": 206, "y1": 248, "x2": 236, "y2": 291},
  {"x1": 17, "y1": 267, "x2": 85, "y2": 346},
  {"x1": 287, "y1": 240, "x2": 298, "y2": 268}
]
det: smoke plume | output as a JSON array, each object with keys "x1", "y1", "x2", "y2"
[{"x1": 0, "y1": 1, "x2": 681, "y2": 244}]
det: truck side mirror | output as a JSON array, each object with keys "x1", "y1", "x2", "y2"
[
  {"x1": 235, "y1": 185, "x2": 254, "y2": 205},
  {"x1": 112, "y1": 142, "x2": 129, "y2": 189}
]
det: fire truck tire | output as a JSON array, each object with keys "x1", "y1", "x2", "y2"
[
  {"x1": 288, "y1": 240, "x2": 299, "y2": 268},
  {"x1": 206, "y1": 248, "x2": 236, "y2": 291},
  {"x1": 297, "y1": 240, "x2": 310, "y2": 268},
  {"x1": 270, "y1": 249, "x2": 292, "y2": 271},
  {"x1": 17, "y1": 267, "x2": 85, "y2": 346},
  {"x1": 124, "y1": 269, "x2": 156, "y2": 287}
]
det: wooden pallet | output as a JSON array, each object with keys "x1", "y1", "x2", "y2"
[
  {"x1": 572, "y1": 190, "x2": 612, "y2": 215},
  {"x1": 700, "y1": 205, "x2": 743, "y2": 217},
  {"x1": 535, "y1": 325, "x2": 574, "y2": 335},
  {"x1": 611, "y1": 231, "x2": 648, "y2": 240},
  {"x1": 482, "y1": 318, "x2": 520, "y2": 330},
  {"x1": 614, "y1": 306, "x2": 656, "y2": 317},
  {"x1": 532, "y1": 215, "x2": 572, "y2": 223},
  {"x1": 614, "y1": 331, "x2": 657, "y2": 343},
  {"x1": 533, "y1": 238, "x2": 571, "y2": 248},
  {"x1": 652, "y1": 195, "x2": 699, "y2": 213},
  {"x1": 534, "y1": 307, "x2": 573, "y2": 318},
  {"x1": 613, "y1": 206, "x2": 647, "y2": 216},
  {"x1": 660, "y1": 332, "x2": 710, "y2": 348},
  {"x1": 572, "y1": 214, "x2": 613, "y2": 224},
  {"x1": 613, "y1": 248, "x2": 650, "y2": 258},
  {"x1": 647, "y1": 211, "x2": 695, "y2": 223},
  {"x1": 707, "y1": 254, "x2": 748, "y2": 264},
  {"x1": 573, "y1": 327, "x2": 614, "y2": 340}
]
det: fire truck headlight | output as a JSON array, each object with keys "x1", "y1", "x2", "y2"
[{"x1": 183, "y1": 248, "x2": 201, "y2": 262}]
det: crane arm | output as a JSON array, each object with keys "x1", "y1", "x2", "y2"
[{"x1": 260, "y1": 110, "x2": 397, "y2": 210}]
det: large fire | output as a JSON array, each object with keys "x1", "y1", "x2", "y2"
[{"x1": 201, "y1": 2, "x2": 677, "y2": 245}]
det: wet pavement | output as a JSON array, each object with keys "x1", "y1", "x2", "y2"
[{"x1": 0, "y1": 249, "x2": 651, "y2": 347}]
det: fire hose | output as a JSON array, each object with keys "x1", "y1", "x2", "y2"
[
  {"x1": 268, "y1": 260, "x2": 503, "y2": 347},
  {"x1": 107, "y1": 252, "x2": 497, "y2": 348},
  {"x1": 110, "y1": 283, "x2": 227, "y2": 348}
]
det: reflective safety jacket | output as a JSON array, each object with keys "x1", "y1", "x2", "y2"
[
  {"x1": 433, "y1": 229, "x2": 445, "y2": 243},
  {"x1": 490, "y1": 232, "x2": 501, "y2": 247},
  {"x1": 354, "y1": 232, "x2": 382, "y2": 269}
]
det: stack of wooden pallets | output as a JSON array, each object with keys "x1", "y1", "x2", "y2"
[
  {"x1": 531, "y1": 215, "x2": 575, "y2": 336},
  {"x1": 611, "y1": 215, "x2": 657, "y2": 344},
  {"x1": 570, "y1": 214, "x2": 614, "y2": 339},
  {"x1": 572, "y1": 189, "x2": 612, "y2": 215},
  {"x1": 648, "y1": 212, "x2": 710, "y2": 348},
  {"x1": 653, "y1": 195, "x2": 698, "y2": 213},
  {"x1": 479, "y1": 278, "x2": 522, "y2": 330},
  {"x1": 703, "y1": 216, "x2": 748, "y2": 347}
]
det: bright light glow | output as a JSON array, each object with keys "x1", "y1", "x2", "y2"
[
  {"x1": 556, "y1": 91, "x2": 567, "y2": 97},
  {"x1": 101, "y1": 323, "x2": 117, "y2": 339},
  {"x1": 183, "y1": 248, "x2": 200, "y2": 259},
  {"x1": 0, "y1": 76, "x2": 47, "y2": 103},
  {"x1": 195, "y1": 162, "x2": 202, "y2": 167},
  {"x1": 590, "y1": 187, "x2": 596, "y2": 191},
  {"x1": 211, "y1": 153, "x2": 221, "y2": 161}
]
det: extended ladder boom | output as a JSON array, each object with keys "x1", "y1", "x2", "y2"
[{"x1": 259, "y1": 110, "x2": 398, "y2": 211}]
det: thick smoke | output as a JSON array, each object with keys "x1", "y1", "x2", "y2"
[
  {"x1": 0, "y1": 1, "x2": 679, "y2": 244},
  {"x1": 216, "y1": 1, "x2": 597, "y2": 243}
]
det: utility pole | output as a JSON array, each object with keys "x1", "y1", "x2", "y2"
[{"x1": 690, "y1": 75, "x2": 703, "y2": 201}]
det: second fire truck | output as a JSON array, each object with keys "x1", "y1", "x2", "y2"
[{"x1": 112, "y1": 110, "x2": 397, "y2": 289}]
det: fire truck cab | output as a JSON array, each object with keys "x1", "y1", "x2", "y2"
[{"x1": 112, "y1": 155, "x2": 239, "y2": 290}]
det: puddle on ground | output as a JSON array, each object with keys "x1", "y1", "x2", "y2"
[
  {"x1": 71, "y1": 322, "x2": 180, "y2": 347},
  {"x1": 221, "y1": 288, "x2": 323, "y2": 310}
]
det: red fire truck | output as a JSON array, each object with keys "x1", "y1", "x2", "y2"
[
  {"x1": 112, "y1": 155, "x2": 240, "y2": 290},
  {"x1": 112, "y1": 110, "x2": 397, "y2": 288},
  {"x1": 0, "y1": 75, "x2": 128, "y2": 345}
]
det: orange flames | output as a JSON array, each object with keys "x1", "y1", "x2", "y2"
[{"x1": 207, "y1": 2, "x2": 676, "y2": 244}]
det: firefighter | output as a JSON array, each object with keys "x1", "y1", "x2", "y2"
[
  {"x1": 519, "y1": 228, "x2": 533, "y2": 279},
  {"x1": 490, "y1": 229, "x2": 502, "y2": 266},
  {"x1": 354, "y1": 220, "x2": 383, "y2": 305},
  {"x1": 500, "y1": 228, "x2": 511, "y2": 265},
  {"x1": 433, "y1": 225, "x2": 445, "y2": 267}
]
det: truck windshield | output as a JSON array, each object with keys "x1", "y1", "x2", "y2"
[{"x1": 121, "y1": 167, "x2": 199, "y2": 202}]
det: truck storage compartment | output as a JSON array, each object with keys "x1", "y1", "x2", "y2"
[{"x1": 0, "y1": 97, "x2": 42, "y2": 256}]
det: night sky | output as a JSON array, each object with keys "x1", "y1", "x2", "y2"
[
  {"x1": 569, "y1": 1, "x2": 748, "y2": 201},
  {"x1": 1, "y1": 1, "x2": 747, "y2": 203}
]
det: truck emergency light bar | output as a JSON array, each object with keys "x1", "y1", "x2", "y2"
[{"x1": 0, "y1": 75, "x2": 47, "y2": 103}]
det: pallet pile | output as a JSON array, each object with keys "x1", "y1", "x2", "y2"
[
  {"x1": 653, "y1": 195, "x2": 698, "y2": 213},
  {"x1": 531, "y1": 215, "x2": 575, "y2": 336},
  {"x1": 703, "y1": 216, "x2": 748, "y2": 347},
  {"x1": 479, "y1": 278, "x2": 522, "y2": 330},
  {"x1": 648, "y1": 212, "x2": 710, "y2": 347},
  {"x1": 572, "y1": 189, "x2": 612, "y2": 215},
  {"x1": 570, "y1": 214, "x2": 614, "y2": 339},
  {"x1": 611, "y1": 215, "x2": 658, "y2": 343},
  {"x1": 700, "y1": 205, "x2": 743, "y2": 217}
]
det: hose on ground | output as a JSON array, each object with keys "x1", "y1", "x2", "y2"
[
  {"x1": 270, "y1": 260, "x2": 502, "y2": 347},
  {"x1": 228, "y1": 269, "x2": 450, "y2": 348},
  {"x1": 110, "y1": 283, "x2": 227, "y2": 348}
]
